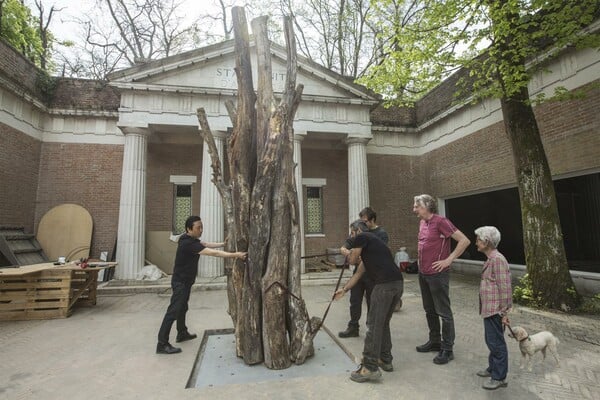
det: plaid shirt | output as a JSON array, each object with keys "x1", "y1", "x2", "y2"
[{"x1": 479, "y1": 250, "x2": 512, "y2": 318}]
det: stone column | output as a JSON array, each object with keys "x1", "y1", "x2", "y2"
[
  {"x1": 346, "y1": 137, "x2": 370, "y2": 223},
  {"x1": 116, "y1": 127, "x2": 149, "y2": 279},
  {"x1": 198, "y1": 131, "x2": 226, "y2": 278},
  {"x1": 293, "y1": 133, "x2": 306, "y2": 273}
]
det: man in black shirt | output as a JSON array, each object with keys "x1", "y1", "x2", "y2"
[
  {"x1": 335, "y1": 220, "x2": 403, "y2": 383},
  {"x1": 156, "y1": 216, "x2": 247, "y2": 354},
  {"x1": 339, "y1": 207, "x2": 389, "y2": 338}
]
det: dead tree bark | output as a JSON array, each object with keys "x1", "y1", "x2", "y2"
[
  {"x1": 229, "y1": 7, "x2": 259, "y2": 362},
  {"x1": 197, "y1": 7, "x2": 315, "y2": 370}
]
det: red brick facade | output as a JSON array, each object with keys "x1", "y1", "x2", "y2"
[
  {"x1": 0, "y1": 123, "x2": 41, "y2": 233},
  {"x1": 35, "y1": 143, "x2": 123, "y2": 259},
  {"x1": 146, "y1": 143, "x2": 203, "y2": 231},
  {"x1": 301, "y1": 149, "x2": 348, "y2": 256},
  {"x1": 1, "y1": 38, "x2": 598, "y2": 268},
  {"x1": 368, "y1": 154, "x2": 425, "y2": 257}
]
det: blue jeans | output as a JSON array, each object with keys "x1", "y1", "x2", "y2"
[
  {"x1": 362, "y1": 280, "x2": 403, "y2": 371},
  {"x1": 484, "y1": 314, "x2": 508, "y2": 380},
  {"x1": 419, "y1": 271, "x2": 455, "y2": 350},
  {"x1": 158, "y1": 280, "x2": 193, "y2": 344}
]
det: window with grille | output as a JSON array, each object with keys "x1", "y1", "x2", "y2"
[
  {"x1": 306, "y1": 186, "x2": 323, "y2": 234},
  {"x1": 173, "y1": 185, "x2": 192, "y2": 234}
]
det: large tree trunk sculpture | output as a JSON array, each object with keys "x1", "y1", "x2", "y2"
[{"x1": 196, "y1": 7, "x2": 318, "y2": 369}]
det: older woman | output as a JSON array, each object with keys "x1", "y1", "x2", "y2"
[{"x1": 475, "y1": 226, "x2": 512, "y2": 390}]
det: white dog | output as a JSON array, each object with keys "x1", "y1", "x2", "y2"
[{"x1": 507, "y1": 326, "x2": 560, "y2": 371}]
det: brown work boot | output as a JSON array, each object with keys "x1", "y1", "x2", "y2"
[{"x1": 350, "y1": 364, "x2": 382, "y2": 383}]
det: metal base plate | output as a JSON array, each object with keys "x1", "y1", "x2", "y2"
[{"x1": 187, "y1": 327, "x2": 357, "y2": 388}]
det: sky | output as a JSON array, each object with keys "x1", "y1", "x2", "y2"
[{"x1": 24, "y1": 0, "x2": 249, "y2": 45}]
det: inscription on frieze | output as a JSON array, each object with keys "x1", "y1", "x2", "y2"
[{"x1": 216, "y1": 68, "x2": 287, "y2": 90}]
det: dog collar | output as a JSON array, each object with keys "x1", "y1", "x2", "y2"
[{"x1": 518, "y1": 335, "x2": 530, "y2": 343}]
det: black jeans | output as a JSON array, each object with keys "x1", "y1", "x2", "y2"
[
  {"x1": 348, "y1": 271, "x2": 374, "y2": 328},
  {"x1": 484, "y1": 314, "x2": 508, "y2": 380},
  {"x1": 419, "y1": 271, "x2": 455, "y2": 351},
  {"x1": 158, "y1": 280, "x2": 193, "y2": 344},
  {"x1": 362, "y1": 280, "x2": 403, "y2": 371}
]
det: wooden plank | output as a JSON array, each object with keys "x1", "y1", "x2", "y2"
[
  {"x1": 0, "y1": 263, "x2": 57, "y2": 276},
  {"x1": 0, "y1": 298, "x2": 69, "y2": 311},
  {"x1": 0, "y1": 308, "x2": 69, "y2": 320},
  {"x1": 0, "y1": 290, "x2": 70, "y2": 301},
  {"x1": 0, "y1": 281, "x2": 69, "y2": 290}
]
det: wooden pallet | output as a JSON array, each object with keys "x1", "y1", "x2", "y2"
[
  {"x1": 0, "y1": 268, "x2": 72, "y2": 320},
  {"x1": 305, "y1": 259, "x2": 334, "y2": 273},
  {"x1": 69, "y1": 269, "x2": 98, "y2": 307}
]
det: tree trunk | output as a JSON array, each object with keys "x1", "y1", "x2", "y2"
[
  {"x1": 501, "y1": 86, "x2": 580, "y2": 310},
  {"x1": 198, "y1": 7, "x2": 314, "y2": 369},
  {"x1": 229, "y1": 7, "x2": 261, "y2": 364}
]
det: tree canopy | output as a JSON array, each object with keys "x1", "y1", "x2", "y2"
[
  {"x1": 358, "y1": 0, "x2": 600, "y2": 105},
  {"x1": 0, "y1": 0, "x2": 45, "y2": 67}
]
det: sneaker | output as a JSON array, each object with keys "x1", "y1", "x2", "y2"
[
  {"x1": 393, "y1": 299, "x2": 403, "y2": 312},
  {"x1": 433, "y1": 350, "x2": 454, "y2": 365},
  {"x1": 338, "y1": 326, "x2": 359, "y2": 338},
  {"x1": 476, "y1": 369, "x2": 492, "y2": 377},
  {"x1": 156, "y1": 342, "x2": 182, "y2": 354},
  {"x1": 176, "y1": 332, "x2": 198, "y2": 343},
  {"x1": 416, "y1": 340, "x2": 441, "y2": 353},
  {"x1": 378, "y1": 359, "x2": 394, "y2": 372},
  {"x1": 350, "y1": 365, "x2": 382, "y2": 383},
  {"x1": 482, "y1": 379, "x2": 508, "y2": 390}
]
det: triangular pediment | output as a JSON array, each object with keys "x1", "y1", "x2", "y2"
[{"x1": 108, "y1": 40, "x2": 378, "y2": 103}]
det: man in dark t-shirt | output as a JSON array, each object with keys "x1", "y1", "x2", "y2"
[
  {"x1": 339, "y1": 207, "x2": 389, "y2": 338},
  {"x1": 335, "y1": 220, "x2": 403, "y2": 383},
  {"x1": 156, "y1": 216, "x2": 246, "y2": 354}
]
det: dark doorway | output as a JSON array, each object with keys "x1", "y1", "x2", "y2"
[{"x1": 446, "y1": 172, "x2": 600, "y2": 273}]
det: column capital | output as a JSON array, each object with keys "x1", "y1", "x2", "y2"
[
  {"x1": 294, "y1": 133, "x2": 306, "y2": 142},
  {"x1": 118, "y1": 125, "x2": 150, "y2": 136},
  {"x1": 212, "y1": 130, "x2": 229, "y2": 140},
  {"x1": 345, "y1": 136, "x2": 371, "y2": 146}
]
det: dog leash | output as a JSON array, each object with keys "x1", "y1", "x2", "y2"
[{"x1": 505, "y1": 323, "x2": 530, "y2": 342}]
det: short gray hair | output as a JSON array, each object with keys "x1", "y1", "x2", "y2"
[
  {"x1": 475, "y1": 226, "x2": 501, "y2": 249},
  {"x1": 350, "y1": 219, "x2": 368, "y2": 233},
  {"x1": 414, "y1": 194, "x2": 437, "y2": 213}
]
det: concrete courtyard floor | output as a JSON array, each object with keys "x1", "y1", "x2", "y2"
[{"x1": 1, "y1": 272, "x2": 600, "y2": 400}]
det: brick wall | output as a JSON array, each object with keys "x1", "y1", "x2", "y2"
[
  {"x1": 50, "y1": 79, "x2": 120, "y2": 111},
  {"x1": 0, "y1": 39, "x2": 41, "y2": 98},
  {"x1": 367, "y1": 153, "x2": 424, "y2": 259},
  {"x1": 370, "y1": 104, "x2": 415, "y2": 127},
  {"x1": 534, "y1": 81, "x2": 600, "y2": 176},
  {"x1": 35, "y1": 143, "x2": 124, "y2": 259},
  {"x1": 368, "y1": 80, "x2": 600, "y2": 259},
  {"x1": 301, "y1": 148, "x2": 348, "y2": 256},
  {"x1": 0, "y1": 123, "x2": 41, "y2": 232},
  {"x1": 424, "y1": 80, "x2": 600, "y2": 199},
  {"x1": 146, "y1": 143, "x2": 203, "y2": 231}
]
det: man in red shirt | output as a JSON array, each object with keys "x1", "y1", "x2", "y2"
[{"x1": 413, "y1": 194, "x2": 470, "y2": 364}]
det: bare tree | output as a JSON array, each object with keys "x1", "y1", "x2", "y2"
[
  {"x1": 65, "y1": 0, "x2": 197, "y2": 78},
  {"x1": 275, "y1": 0, "x2": 385, "y2": 79},
  {"x1": 32, "y1": 0, "x2": 62, "y2": 71}
]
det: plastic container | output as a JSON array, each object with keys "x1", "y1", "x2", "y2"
[{"x1": 394, "y1": 247, "x2": 410, "y2": 271}]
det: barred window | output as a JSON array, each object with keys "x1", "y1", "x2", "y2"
[
  {"x1": 173, "y1": 185, "x2": 192, "y2": 234},
  {"x1": 306, "y1": 186, "x2": 323, "y2": 234}
]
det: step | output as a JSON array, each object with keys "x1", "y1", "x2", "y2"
[
  {"x1": 12, "y1": 247, "x2": 43, "y2": 255},
  {"x1": 3, "y1": 234, "x2": 35, "y2": 241}
]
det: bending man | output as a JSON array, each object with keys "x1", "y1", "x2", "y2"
[{"x1": 335, "y1": 220, "x2": 403, "y2": 383}]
